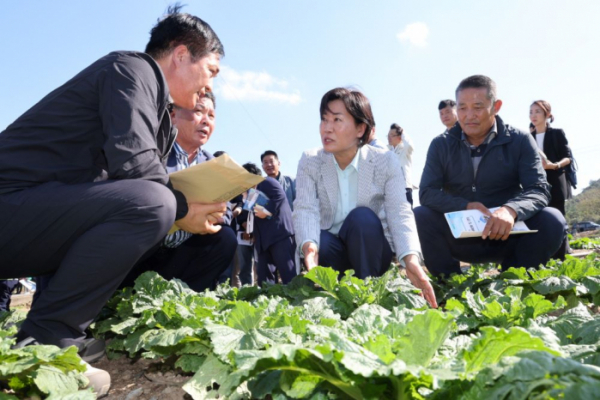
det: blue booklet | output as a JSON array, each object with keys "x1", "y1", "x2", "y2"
[{"x1": 243, "y1": 188, "x2": 272, "y2": 218}]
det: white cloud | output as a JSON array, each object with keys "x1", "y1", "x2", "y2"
[
  {"x1": 397, "y1": 22, "x2": 429, "y2": 47},
  {"x1": 216, "y1": 66, "x2": 302, "y2": 105}
]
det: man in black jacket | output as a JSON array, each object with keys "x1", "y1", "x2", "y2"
[
  {"x1": 0, "y1": 6, "x2": 226, "y2": 385},
  {"x1": 415, "y1": 75, "x2": 565, "y2": 277}
]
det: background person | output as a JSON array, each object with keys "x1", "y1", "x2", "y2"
[
  {"x1": 367, "y1": 126, "x2": 387, "y2": 149},
  {"x1": 261, "y1": 150, "x2": 296, "y2": 210},
  {"x1": 228, "y1": 162, "x2": 264, "y2": 287},
  {"x1": 387, "y1": 123, "x2": 417, "y2": 207},
  {"x1": 0, "y1": 279, "x2": 19, "y2": 311},
  {"x1": 122, "y1": 92, "x2": 237, "y2": 292},
  {"x1": 293, "y1": 87, "x2": 437, "y2": 308},
  {"x1": 438, "y1": 99, "x2": 458, "y2": 132},
  {"x1": 416, "y1": 75, "x2": 565, "y2": 277},
  {"x1": 529, "y1": 99, "x2": 572, "y2": 259},
  {"x1": 253, "y1": 177, "x2": 297, "y2": 285}
]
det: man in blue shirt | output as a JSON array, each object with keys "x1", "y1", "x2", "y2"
[{"x1": 123, "y1": 92, "x2": 237, "y2": 291}]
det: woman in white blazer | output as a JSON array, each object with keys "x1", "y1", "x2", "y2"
[{"x1": 293, "y1": 88, "x2": 436, "y2": 308}]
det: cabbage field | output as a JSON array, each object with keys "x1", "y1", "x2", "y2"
[{"x1": 2, "y1": 253, "x2": 600, "y2": 399}]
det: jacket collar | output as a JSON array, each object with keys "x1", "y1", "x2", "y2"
[
  {"x1": 448, "y1": 115, "x2": 512, "y2": 146},
  {"x1": 319, "y1": 146, "x2": 376, "y2": 207}
]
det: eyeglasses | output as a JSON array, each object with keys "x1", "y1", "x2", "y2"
[{"x1": 387, "y1": 133, "x2": 400, "y2": 138}]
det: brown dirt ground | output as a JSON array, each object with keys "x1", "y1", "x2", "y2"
[{"x1": 92, "y1": 356, "x2": 191, "y2": 400}]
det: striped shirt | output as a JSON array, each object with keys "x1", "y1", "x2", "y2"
[
  {"x1": 163, "y1": 142, "x2": 212, "y2": 248},
  {"x1": 461, "y1": 122, "x2": 498, "y2": 178}
]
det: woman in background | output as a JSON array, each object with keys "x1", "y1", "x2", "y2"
[{"x1": 529, "y1": 100, "x2": 572, "y2": 258}]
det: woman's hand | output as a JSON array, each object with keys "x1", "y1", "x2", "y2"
[
  {"x1": 302, "y1": 242, "x2": 319, "y2": 271},
  {"x1": 542, "y1": 159, "x2": 558, "y2": 170},
  {"x1": 403, "y1": 254, "x2": 438, "y2": 308}
]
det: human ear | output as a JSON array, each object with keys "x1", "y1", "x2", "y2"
[
  {"x1": 493, "y1": 99, "x2": 503, "y2": 114},
  {"x1": 172, "y1": 45, "x2": 189, "y2": 66}
]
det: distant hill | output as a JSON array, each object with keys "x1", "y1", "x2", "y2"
[{"x1": 565, "y1": 178, "x2": 600, "y2": 224}]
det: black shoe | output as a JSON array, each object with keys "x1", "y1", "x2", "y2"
[
  {"x1": 11, "y1": 335, "x2": 41, "y2": 349},
  {"x1": 78, "y1": 337, "x2": 106, "y2": 363},
  {"x1": 13, "y1": 333, "x2": 105, "y2": 363}
]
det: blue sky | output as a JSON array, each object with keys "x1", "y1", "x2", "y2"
[{"x1": 1, "y1": 1, "x2": 599, "y2": 201}]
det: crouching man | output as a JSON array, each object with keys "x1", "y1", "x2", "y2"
[
  {"x1": 0, "y1": 6, "x2": 226, "y2": 396},
  {"x1": 415, "y1": 75, "x2": 565, "y2": 277}
]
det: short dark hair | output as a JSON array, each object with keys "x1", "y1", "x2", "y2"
[
  {"x1": 145, "y1": 3, "x2": 225, "y2": 62},
  {"x1": 390, "y1": 123, "x2": 403, "y2": 136},
  {"x1": 455, "y1": 75, "x2": 497, "y2": 103},
  {"x1": 213, "y1": 151, "x2": 226, "y2": 157},
  {"x1": 260, "y1": 150, "x2": 279, "y2": 162},
  {"x1": 320, "y1": 87, "x2": 375, "y2": 147},
  {"x1": 243, "y1": 162, "x2": 262, "y2": 176},
  {"x1": 438, "y1": 99, "x2": 456, "y2": 110}
]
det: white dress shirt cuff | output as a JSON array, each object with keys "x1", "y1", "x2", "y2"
[
  {"x1": 397, "y1": 251, "x2": 423, "y2": 269},
  {"x1": 300, "y1": 240, "x2": 318, "y2": 257}
]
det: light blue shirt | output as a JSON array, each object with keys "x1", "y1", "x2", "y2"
[
  {"x1": 302, "y1": 149, "x2": 422, "y2": 268},
  {"x1": 330, "y1": 150, "x2": 360, "y2": 235}
]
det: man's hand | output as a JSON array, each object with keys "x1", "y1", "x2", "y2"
[
  {"x1": 482, "y1": 206, "x2": 516, "y2": 240},
  {"x1": 466, "y1": 201, "x2": 492, "y2": 216},
  {"x1": 403, "y1": 254, "x2": 438, "y2": 308},
  {"x1": 175, "y1": 202, "x2": 226, "y2": 235},
  {"x1": 253, "y1": 205, "x2": 272, "y2": 219},
  {"x1": 242, "y1": 232, "x2": 253, "y2": 242},
  {"x1": 232, "y1": 206, "x2": 242, "y2": 218},
  {"x1": 302, "y1": 242, "x2": 319, "y2": 271}
]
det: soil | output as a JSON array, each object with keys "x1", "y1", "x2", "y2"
[{"x1": 93, "y1": 356, "x2": 192, "y2": 400}]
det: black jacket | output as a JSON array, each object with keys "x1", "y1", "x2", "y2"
[
  {"x1": 0, "y1": 51, "x2": 188, "y2": 218},
  {"x1": 419, "y1": 115, "x2": 551, "y2": 221},
  {"x1": 253, "y1": 177, "x2": 294, "y2": 253},
  {"x1": 531, "y1": 127, "x2": 572, "y2": 203}
]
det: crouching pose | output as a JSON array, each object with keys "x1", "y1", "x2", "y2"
[
  {"x1": 293, "y1": 87, "x2": 437, "y2": 308},
  {"x1": 415, "y1": 75, "x2": 565, "y2": 277},
  {"x1": 0, "y1": 7, "x2": 225, "y2": 396}
]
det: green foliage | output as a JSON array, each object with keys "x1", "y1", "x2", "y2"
[
  {"x1": 570, "y1": 236, "x2": 600, "y2": 250},
  {"x1": 3, "y1": 255, "x2": 600, "y2": 399},
  {"x1": 0, "y1": 328, "x2": 92, "y2": 398},
  {"x1": 566, "y1": 177, "x2": 600, "y2": 224}
]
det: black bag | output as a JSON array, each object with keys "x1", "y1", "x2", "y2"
[
  {"x1": 551, "y1": 129, "x2": 578, "y2": 189},
  {"x1": 565, "y1": 156, "x2": 578, "y2": 189}
]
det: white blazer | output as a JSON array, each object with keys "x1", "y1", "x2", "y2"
[{"x1": 292, "y1": 145, "x2": 421, "y2": 259}]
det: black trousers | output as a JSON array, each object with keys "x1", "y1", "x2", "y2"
[
  {"x1": 414, "y1": 206, "x2": 565, "y2": 277},
  {"x1": 0, "y1": 279, "x2": 19, "y2": 311},
  {"x1": 0, "y1": 180, "x2": 176, "y2": 347},
  {"x1": 122, "y1": 226, "x2": 237, "y2": 292},
  {"x1": 319, "y1": 207, "x2": 393, "y2": 279},
  {"x1": 256, "y1": 236, "x2": 297, "y2": 285}
]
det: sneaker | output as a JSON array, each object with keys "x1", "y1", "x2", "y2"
[
  {"x1": 12, "y1": 335, "x2": 40, "y2": 349},
  {"x1": 78, "y1": 337, "x2": 106, "y2": 363},
  {"x1": 82, "y1": 361, "x2": 111, "y2": 398}
]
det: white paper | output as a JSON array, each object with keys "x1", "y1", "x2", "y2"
[{"x1": 444, "y1": 207, "x2": 538, "y2": 239}]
